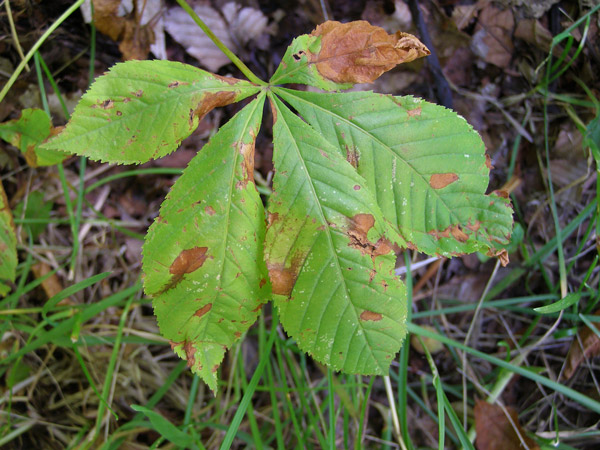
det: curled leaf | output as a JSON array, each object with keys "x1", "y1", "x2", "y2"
[{"x1": 309, "y1": 20, "x2": 430, "y2": 84}]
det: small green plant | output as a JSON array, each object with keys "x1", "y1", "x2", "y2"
[{"x1": 35, "y1": 18, "x2": 513, "y2": 392}]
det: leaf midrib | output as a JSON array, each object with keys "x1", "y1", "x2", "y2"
[
  {"x1": 271, "y1": 94, "x2": 384, "y2": 371},
  {"x1": 47, "y1": 85, "x2": 259, "y2": 149}
]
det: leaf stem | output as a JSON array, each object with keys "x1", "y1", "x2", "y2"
[{"x1": 174, "y1": 0, "x2": 267, "y2": 86}]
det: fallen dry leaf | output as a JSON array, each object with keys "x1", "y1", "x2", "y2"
[
  {"x1": 164, "y1": 2, "x2": 268, "y2": 72},
  {"x1": 410, "y1": 325, "x2": 444, "y2": 354},
  {"x1": 562, "y1": 309, "x2": 600, "y2": 380},
  {"x1": 31, "y1": 263, "x2": 67, "y2": 302},
  {"x1": 81, "y1": 0, "x2": 165, "y2": 60},
  {"x1": 475, "y1": 401, "x2": 540, "y2": 450},
  {"x1": 471, "y1": 4, "x2": 515, "y2": 68},
  {"x1": 308, "y1": 20, "x2": 430, "y2": 84}
]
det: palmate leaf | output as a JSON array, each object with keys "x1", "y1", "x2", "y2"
[
  {"x1": 275, "y1": 88, "x2": 513, "y2": 259},
  {"x1": 266, "y1": 94, "x2": 407, "y2": 375},
  {"x1": 0, "y1": 181, "x2": 17, "y2": 297},
  {"x1": 42, "y1": 60, "x2": 260, "y2": 164},
  {"x1": 143, "y1": 94, "x2": 269, "y2": 392}
]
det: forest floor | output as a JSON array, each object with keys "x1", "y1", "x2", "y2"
[{"x1": 0, "y1": 0, "x2": 599, "y2": 449}]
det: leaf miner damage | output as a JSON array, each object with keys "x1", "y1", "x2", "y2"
[
  {"x1": 429, "y1": 173, "x2": 459, "y2": 189},
  {"x1": 308, "y1": 20, "x2": 430, "y2": 84},
  {"x1": 347, "y1": 213, "x2": 394, "y2": 258}
]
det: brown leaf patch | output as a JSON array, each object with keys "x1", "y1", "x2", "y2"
[
  {"x1": 346, "y1": 145, "x2": 360, "y2": 168},
  {"x1": 360, "y1": 310, "x2": 383, "y2": 321},
  {"x1": 193, "y1": 91, "x2": 238, "y2": 125},
  {"x1": 429, "y1": 224, "x2": 469, "y2": 243},
  {"x1": 194, "y1": 303, "x2": 212, "y2": 319},
  {"x1": 407, "y1": 107, "x2": 422, "y2": 118},
  {"x1": 474, "y1": 401, "x2": 540, "y2": 450},
  {"x1": 170, "y1": 247, "x2": 208, "y2": 275},
  {"x1": 429, "y1": 173, "x2": 459, "y2": 189},
  {"x1": 267, "y1": 264, "x2": 297, "y2": 297},
  {"x1": 308, "y1": 20, "x2": 430, "y2": 84},
  {"x1": 347, "y1": 214, "x2": 393, "y2": 257},
  {"x1": 562, "y1": 309, "x2": 600, "y2": 380},
  {"x1": 236, "y1": 131, "x2": 257, "y2": 190},
  {"x1": 205, "y1": 206, "x2": 216, "y2": 216}
]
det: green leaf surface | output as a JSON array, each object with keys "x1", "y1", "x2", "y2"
[
  {"x1": 0, "y1": 181, "x2": 17, "y2": 297},
  {"x1": 0, "y1": 108, "x2": 66, "y2": 166},
  {"x1": 42, "y1": 60, "x2": 260, "y2": 164},
  {"x1": 276, "y1": 88, "x2": 513, "y2": 258},
  {"x1": 143, "y1": 94, "x2": 269, "y2": 392},
  {"x1": 266, "y1": 94, "x2": 407, "y2": 375},
  {"x1": 270, "y1": 35, "x2": 350, "y2": 91}
]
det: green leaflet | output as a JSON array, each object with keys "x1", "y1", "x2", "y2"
[
  {"x1": 266, "y1": 94, "x2": 407, "y2": 375},
  {"x1": 275, "y1": 88, "x2": 513, "y2": 258},
  {"x1": 142, "y1": 94, "x2": 269, "y2": 392},
  {"x1": 42, "y1": 60, "x2": 260, "y2": 164},
  {"x1": 0, "y1": 181, "x2": 17, "y2": 297},
  {"x1": 0, "y1": 108, "x2": 66, "y2": 167},
  {"x1": 270, "y1": 35, "x2": 349, "y2": 91}
]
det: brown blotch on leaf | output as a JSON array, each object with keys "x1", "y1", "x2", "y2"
[
  {"x1": 407, "y1": 107, "x2": 422, "y2": 118},
  {"x1": 308, "y1": 21, "x2": 430, "y2": 84},
  {"x1": 450, "y1": 225, "x2": 469, "y2": 242},
  {"x1": 205, "y1": 206, "x2": 216, "y2": 216},
  {"x1": 493, "y1": 189, "x2": 509, "y2": 199},
  {"x1": 168, "y1": 81, "x2": 188, "y2": 88},
  {"x1": 353, "y1": 185, "x2": 361, "y2": 190},
  {"x1": 429, "y1": 224, "x2": 469, "y2": 243},
  {"x1": 183, "y1": 341, "x2": 196, "y2": 368},
  {"x1": 347, "y1": 214, "x2": 393, "y2": 258},
  {"x1": 429, "y1": 173, "x2": 459, "y2": 189},
  {"x1": 267, "y1": 264, "x2": 297, "y2": 297},
  {"x1": 360, "y1": 310, "x2": 383, "y2": 321},
  {"x1": 100, "y1": 99, "x2": 114, "y2": 110},
  {"x1": 346, "y1": 145, "x2": 360, "y2": 168},
  {"x1": 485, "y1": 153, "x2": 493, "y2": 170},
  {"x1": 133, "y1": 89, "x2": 143, "y2": 97},
  {"x1": 194, "y1": 303, "x2": 212, "y2": 319},
  {"x1": 170, "y1": 247, "x2": 208, "y2": 275},
  {"x1": 193, "y1": 91, "x2": 238, "y2": 126},
  {"x1": 236, "y1": 131, "x2": 257, "y2": 190},
  {"x1": 213, "y1": 73, "x2": 244, "y2": 85}
]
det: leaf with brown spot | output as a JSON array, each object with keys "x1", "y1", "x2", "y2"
[
  {"x1": 42, "y1": 61, "x2": 259, "y2": 164},
  {"x1": 429, "y1": 173, "x2": 459, "y2": 189},
  {"x1": 277, "y1": 88, "x2": 514, "y2": 260},
  {"x1": 360, "y1": 311, "x2": 383, "y2": 321},
  {"x1": 271, "y1": 21, "x2": 429, "y2": 89},
  {"x1": 194, "y1": 303, "x2": 212, "y2": 318},
  {"x1": 474, "y1": 401, "x2": 540, "y2": 450},
  {"x1": 0, "y1": 109, "x2": 67, "y2": 167},
  {"x1": 143, "y1": 95, "x2": 269, "y2": 392},
  {"x1": 266, "y1": 96, "x2": 407, "y2": 376},
  {"x1": 170, "y1": 247, "x2": 208, "y2": 275}
]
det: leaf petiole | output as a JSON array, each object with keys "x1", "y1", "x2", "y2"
[{"x1": 174, "y1": 0, "x2": 267, "y2": 86}]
